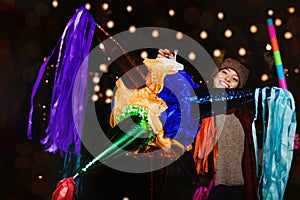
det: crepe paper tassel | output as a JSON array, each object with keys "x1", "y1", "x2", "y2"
[
  {"x1": 266, "y1": 18, "x2": 288, "y2": 90},
  {"x1": 27, "y1": 7, "x2": 97, "y2": 156},
  {"x1": 52, "y1": 177, "x2": 76, "y2": 200},
  {"x1": 252, "y1": 87, "x2": 296, "y2": 199}
]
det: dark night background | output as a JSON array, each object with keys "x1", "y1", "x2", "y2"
[{"x1": 1, "y1": 0, "x2": 300, "y2": 199}]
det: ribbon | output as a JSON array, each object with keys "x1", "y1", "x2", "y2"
[{"x1": 252, "y1": 87, "x2": 296, "y2": 199}]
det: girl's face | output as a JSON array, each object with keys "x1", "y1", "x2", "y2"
[{"x1": 213, "y1": 68, "x2": 239, "y2": 89}]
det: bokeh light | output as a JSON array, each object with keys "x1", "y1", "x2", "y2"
[
  {"x1": 266, "y1": 43, "x2": 272, "y2": 51},
  {"x1": 126, "y1": 5, "x2": 133, "y2": 13},
  {"x1": 102, "y1": 3, "x2": 109, "y2": 10},
  {"x1": 99, "y1": 63, "x2": 108, "y2": 72},
  {"x1": 284, "y1": 31, "x2": 293, "y2": 39},
  {"x1": 213, "y1": 49, "x2": 222, "y2": 57},
  {"x1": 140, "y1": 50, "x2": 148, "y2": 59},
  {"x1": 92, "y1": 76, "x2": 100, "y2": 84},
  {"x1": 85, "y1": 3, "x2": 91, "y2": 10},
  {"x1": 106, "y1": 20, "x2": 114, "y2": 28},
  {"x1": 105, "y1": 98, "x2": 112, "y2": 104},
  {"x1": 105, "y1": 88, "x2": 113, "y2": 97},
  {"x1": 267, "y1": 9, "x2": 274, "y2": 16},
  {"x1": 217, "y1": 11, "x2": 224, "y2": 20},
  {"x1": 261, "y1": 73, "x2": 269, "y2": 82},
  {"x1": 199, "y1": 30, "x2": 208, "y2": 39},
  {"x1": 169, "y1": 9, "x2": 175, "y2": 17},
  {"x1": 129, "y1": 25, "x2": 136, "y2": 33},
  {"x1": 250, "y1": 25, "x2": 258, "y2": 34},
  {"x1": 52, "y1": 0, "x2": 58, "y2": 8},
  {"x1": 92, "y1": 94, "x2": 99, "y2": 102},
  {"x1": 274, "y1": 18, "x2": 282, "y2": 26},
  {"x1": 152, "y1": 29, "x2": 159, "y2": 38},
  {"x1": 287, "y1": 6, "x2": 295, "y2": 14},
  {"x1": 94, "y1": 85, "x2": 100, "y2": 92},
  {"x1": 224, "y1": 29, "x2": 233, "y2": 38},
  {"x1": 176, "y1": 32, "x2": 183, "y2": 40},
  {"x1": 238, "y1": 47, "x2": 247, "y2": 56},
  {"x1": 99, "y1": 43, "x2": 105, "y2": 50},
  {"x1": 188, "y1": 52, "x2": 196, "y2": 61}
]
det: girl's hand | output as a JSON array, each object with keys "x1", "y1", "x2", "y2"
[{"x1": 157, "y1": 49, "x2": 174, "y2": 59}]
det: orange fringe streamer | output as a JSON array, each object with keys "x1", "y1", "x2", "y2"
[{"x1": 193, "y1": 116, "x2": 219, "y2": 175}]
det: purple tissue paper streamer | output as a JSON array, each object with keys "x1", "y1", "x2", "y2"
[{"x1": 27, "y1": 7, "x2": 96, "y2": 156}]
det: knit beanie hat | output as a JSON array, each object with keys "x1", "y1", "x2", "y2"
[{"x1": 219, "y1": 58, "x2": 249, "y2": 88}]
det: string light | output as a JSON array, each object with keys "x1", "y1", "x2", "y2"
[
  {"x1": 217, "y1": 11, "x2": 224, "y2": 20},
  {"x1": 52, "y1": 0, "x2": 58, "y2": 8},
  {"x1": 85, "y1": 3, "x2": 91, "y2": 10},
  {"x1": 188, "y1": 52, "x2": 196, "y2": 61},
  {"x1": 213, "y1": 49, "x2": 222, "y2": 57},
  {"x1": 91, "y1": 94, "x2": 99, "y2": 102},
  {"x1": 94, "y1": 85, "x2": 100, "y2": 92},
  {"x1": 128, "y1": 26, "x2": 136, "y2": 33},
  {"x1": 249, "y1": 25, "x2": 258, "y2": 34},
  {"x1": 102, "y1": 3, "x2": 109, "y2": 11},
  {"x1": 105, "y1": 98, "x2": 112, "y2": 104},
  {"x1": 284, "y1": 31, "x2": 293, "y2": 39},
  {"x1": 92, "y1": 76, "x2": 100, "y2": 84},
  {"x1": 266, "y1": 43, "x2": 272, "y2": 51},
  {"x1": 126, "y1": 5, "x2": 133, "y2": 13},
  {"x1": 99, "y1": 43, "x2": 105, "y2": 50},
  {"x1": 106, "y1": 20, "x2": 114, "y2": 29},
  {"x1": 152, "y1": 29, "x2": 159, "y2": 38},
  {"x1": 199, "y1": 30, "x2": 208, "y2": 39},
  {"x1": 176, "y1": 32, "x2": 183, "y2": 40},
  {"x1": 105, "y1": 89, "x2": 113, "y2": 97},
  {"x1": 261, "y1": 73, "x2": 269, "y2": 82},
  {"x1": 287, "y1": 6, "x2": 295, "y2": 14},
  {"x1": 275, "y1": 18, "x2": 282, "y2": 26},
  {"x1": 140, "y1": 51, "x2": 148, "y2": 59},
  {"x1": 224, "y1": 29, "x2": 233, "y2": 38},
  {"x1": 169, "y1": 9, "x2": 175, "y2": 17},
  {"x1": 99, "y1": 64, "x2": 108, "y2": 73},
  {"x1": 267, "y1": 9, "x2": 274, "y2": 16},
  {"x1": 238, "y1": 47, "x2": 247, "y2": 56}
]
